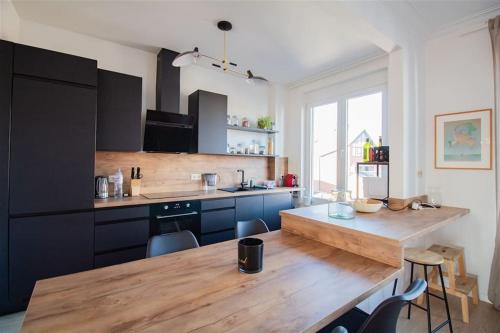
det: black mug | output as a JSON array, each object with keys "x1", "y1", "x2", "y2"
[{"x1": 238, "y1": 238, "x2": 263, "y2": 274}]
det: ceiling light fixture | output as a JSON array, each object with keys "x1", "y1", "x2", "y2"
[{"x1": 172, "y1": 20, "x2": 268, "y2": 85}]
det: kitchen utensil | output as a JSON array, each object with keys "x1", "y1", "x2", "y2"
[
  {"x1": 95, "y1": 176, "x2": 109, "y2": 199},
  {"x1": 202, "y1": 173, "x2": 219, "y2": 189},
  {"x1": 353, "y1": 199, "x2": 383, "y2": 213},
  {"x1": 238, "y1": 238, "x2": 263, "y2": 274}
]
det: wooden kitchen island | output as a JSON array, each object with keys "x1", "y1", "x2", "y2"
[{"x1": 21, "y1": 205, "x2": 468, "y2": 332}]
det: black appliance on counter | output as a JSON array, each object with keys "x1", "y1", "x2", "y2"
[
  {"x1": 149, "y1": 200, "x2": 201, "y2": 241},
  {"x1": 143, "y1": 110, "x2": 194, "y2": 153}
]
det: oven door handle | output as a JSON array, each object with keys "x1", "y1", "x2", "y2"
[{"x1": 155, "y1": 211, "x2": 199, "y2": 220}]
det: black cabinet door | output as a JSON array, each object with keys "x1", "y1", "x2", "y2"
[
  {"x1": 9, "y1": 77, "x2": 96, "y2": 215},
  {"x1": 235, "y1": 195, "x2": 264, "y2": 222},
  {"x1": 0, "y1": 40, "x2": 13, "y2": 313},
  {"x1": 201, "y1": 209, "x2": 235, "y2": 234},
  {"x1": 14, "y1": 44, "x2": 97, "y2": 86},
  {"x1": 263, "y1": 193, "x2": 293, "y2": 231},
  {"x1": 97, "y1": 69, "x2": 142, "y2": 151},
  {"x1": 189, "y1": 90, "x2": 227, "y2": 154},
  {"x1": 9, "y1": 212, "x2": 94, "y2": 303}
]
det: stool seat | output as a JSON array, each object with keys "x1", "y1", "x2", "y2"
[
  {"x1": 428, "y1": 244, "x2": 463, "y2": 261},
  {"x1": 404, "y1": 248, "x2": 444, "y2": 265}
]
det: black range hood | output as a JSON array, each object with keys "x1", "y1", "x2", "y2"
[{"x1": 143, "y1": 48, "x2": 194, "y2": 153}]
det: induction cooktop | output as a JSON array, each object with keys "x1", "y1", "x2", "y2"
[{"x1": 141, "y1": 190, "x2": 207, "y2": 199}]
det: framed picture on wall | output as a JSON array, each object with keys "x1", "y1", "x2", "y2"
[{"x1": 435, "y1": 108, "x2": 492, "y2": 169}]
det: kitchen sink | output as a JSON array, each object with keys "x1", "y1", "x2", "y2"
[{"x1": 219, "y1": 187, "x2": 267, "y2": 193}]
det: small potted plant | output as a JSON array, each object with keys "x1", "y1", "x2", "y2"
[{"x1": 257, "y1": 116, "x2": 272, "y2": 130}]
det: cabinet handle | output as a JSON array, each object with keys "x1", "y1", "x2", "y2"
[{"x1": 155, "y1": 211, "x2": 199, "y2": 219}]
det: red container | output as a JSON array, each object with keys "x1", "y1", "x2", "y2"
[{"x1": 284, "y1": 174, "x2": 297, "y2": 187}]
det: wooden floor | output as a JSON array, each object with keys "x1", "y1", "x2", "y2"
[
  {"x1": 397, "y1": 297, "x2": 500, "y2": 333},
  {"x1": 1, "y1": 299, "x2": 498, "y2": 332}
]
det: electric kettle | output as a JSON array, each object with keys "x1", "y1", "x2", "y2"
[{"x1": 95, "y1": 176, "x2": 109, "y2": 199}]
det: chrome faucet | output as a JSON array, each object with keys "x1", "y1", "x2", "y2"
[{"x1": 237, "y1": 169, "x2": 247, "y2": 188}]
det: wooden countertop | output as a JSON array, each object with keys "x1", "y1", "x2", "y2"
[
  {"x1": 95, "y1": 187, "x2": 303, "y2": 209},
  {"x1": 280, "y1": 205, "x2": 469, "y2": 244},
  {"x1": 22, "y1": 231, "x2": 400, "y2": 333},
  {"x1": 281, "y1": 205, "x2": 469, "y2": 268}
]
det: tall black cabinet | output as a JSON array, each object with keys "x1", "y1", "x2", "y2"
[
  {"x1": 188, "y1": 90, "x2": 228, "y2": 154},
  {"x1": 0, "y1": 41, "x2": 13, "y2": 314},
  {"x1": 6, "y1": 44, "x2": 97, "y2": 309}
]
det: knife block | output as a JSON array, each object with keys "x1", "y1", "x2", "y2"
[{"x1": 130, "y1": 179, "x2": 141, "y2": 197}]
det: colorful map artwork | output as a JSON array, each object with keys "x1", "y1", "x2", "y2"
[{"x1": 443, "y1": 118, "x2": 481, "y2": 161}]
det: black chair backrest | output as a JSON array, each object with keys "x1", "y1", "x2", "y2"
[
  {"x1": 235, "y1": 218, "x2": 270, "y2": 238},
  {"x1": 146, "y1": 230, "x2": 199, "y2": 258},
  {"x1": 358, "y1": 279, "x2": 427, "y2": 333}
]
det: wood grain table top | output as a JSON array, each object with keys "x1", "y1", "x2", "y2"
[
  {"x1": 22, "y1": 231, "x2": 400, "y2": 333},
  {"x1": 95, "y1": 187, "x2": 303, "y2": 209},
  {"x1": 280, "y1": 205, "x2": 469, "y2": 244}
]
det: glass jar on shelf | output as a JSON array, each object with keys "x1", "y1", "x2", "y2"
[
  {"x1": 328, "y1": 187, "x2": 355, "y2": 219},
  {"x1": 241, "y1": 117, "x2": 250, "y2": 128},
  {"x1": 259, "y1": 145, "x2": 266, "y2": 155},
  {"x1": 236, "y1": 143, "x2": 243, "y2": 154},
  {"x1": 231, "y1": 115, "x2": 239, "y2": 127},
  {"x1": 227, "y1": 115, "x2": 231, "y2": 125}
]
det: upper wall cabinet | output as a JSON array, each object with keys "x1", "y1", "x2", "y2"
[
  {"x1": 14, "y1": 44, "x2": 97, "y2": 86},
  {"x1": 188, "y1": 90, "x2": 228, "y2": 154},
  {"x1": 97, "y1": 69, "x2": 142, "y2": 151}
]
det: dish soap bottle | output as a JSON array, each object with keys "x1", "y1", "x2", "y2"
[
  {"x1": 363, "y1": 138, "x2": 371, "y2": 162},
  {"x1": 113, "y1": 168, "x2": 123, "y2": 198}
]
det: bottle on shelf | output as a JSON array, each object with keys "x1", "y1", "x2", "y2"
[
  {"x1": 362, "y1": 138, "x2": 371, "y2": 162},
  {"x1": 267, "y1": 136, "x2": 274, "y2": 156},
  {"x1": 378, "y1": 136, "x2": 382, "y2": 147}
]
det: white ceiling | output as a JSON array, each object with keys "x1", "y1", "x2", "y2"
[{"x1": 11, "y1": 1, "x2": 500, "y2": 84}]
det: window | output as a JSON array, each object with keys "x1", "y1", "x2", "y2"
[{"x1": 309, "y1": 88, "x2": 386, "y2": 199}]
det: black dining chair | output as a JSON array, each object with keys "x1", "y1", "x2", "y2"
[
  {"x1": 235, "y1": 218, "x2": 270, "y2": 238},
  {"x1": 319, "y1": 279, "x2": 427, "y2": 333},
  {"x1": 146, "y1": 230, "x2": 199, "y2": 258}
]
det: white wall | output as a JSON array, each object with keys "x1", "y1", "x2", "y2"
[
  {"x1": 424, "y1": 28, "x2": 496, "y2": 300},
  {"x1": 0, "y1": 0, "x2": 20, "y2": 41},
  {"x1": 3, "y1": 14, "x2": 276, "y2": 155}
]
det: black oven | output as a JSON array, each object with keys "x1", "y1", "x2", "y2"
[{"x1": 149, "y1": 200, "x2": 201, "y2": 241}]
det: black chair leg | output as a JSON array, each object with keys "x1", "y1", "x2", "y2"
[
  {"x1": 392, "y1": 278, "x2": 398, "y2": 296},
  {"x1": 407, "y1": 262, "x2": 414, "y2": 319},
  {"x1": 438, "y1": 265, "x2": 454, "y2": 333},
  {"x1": 424, "y1": 265, "x2": 432, "y2": 333}
]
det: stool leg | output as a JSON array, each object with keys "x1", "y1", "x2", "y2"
[
  {"x1": 439, "y1": 265, "x2": 454, "y2": 333},
  {"x1": 392, "y1": 278, "x2": 398, "y2": 296},
  {"x1": 424, "y1": 265, "x2": 432, "y2": 333},
  {"x1": 407, "y1": 262, "x2": 414, "y2": 319}
]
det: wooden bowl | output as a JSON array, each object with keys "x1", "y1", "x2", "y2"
[{"x1": 353, "y1": 199, "x2": 383, "y2": 213}]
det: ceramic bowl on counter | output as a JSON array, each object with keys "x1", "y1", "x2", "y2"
[{"x1": 353, "y1": 199, "x2": 383, "y2": 213}]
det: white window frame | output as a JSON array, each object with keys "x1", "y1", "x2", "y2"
[{"x1": 304, "y1": 84, "x2": 388, "y2": 199}]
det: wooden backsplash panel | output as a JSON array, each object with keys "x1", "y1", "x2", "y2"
[{"x1": 95, "y1": 152, "x2": 271, "y2": 193}]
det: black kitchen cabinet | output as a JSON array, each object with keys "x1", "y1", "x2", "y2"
[
  {"x1": 235, "y1": 195, "x2": 264, "y2": 222},
  {"x1": 263, "y1": 193, "x2": 293, "y2": 231},
  {"x1": 0, "y1": 40, "x2": 13, "y2": 313},
  {"x1": 9, "y1": 212, "x2": 94, "y2": 305},
  {"x1": 14, "y1": 43, "x2": 97, "y2": 86},
  {"x1": 94, "y1": 206, "x2": 150, "y2": 268},
  {"x1": 97, "y1": 69, "x2": 142, "y2": 151},
  {"x1": 188, "y1": 90, "x2": 228, "y2": 154},
  {"x1": 9, "y1": 76, "x2": 96, "y2": 215}
]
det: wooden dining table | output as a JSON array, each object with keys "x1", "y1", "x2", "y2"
[{"x1": 21, "y1": 230, "x2": 400, "y2": 333}]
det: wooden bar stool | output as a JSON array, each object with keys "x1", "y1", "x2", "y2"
[
  {"x1": 393, "y1": 248, "x2": 453, "y2": 333},
  {"x1": 427, "y1": 244, "x2": 479, "y2": 323}
]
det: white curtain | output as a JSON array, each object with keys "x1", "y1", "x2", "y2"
[{"x1": 488, "y1": 15, "x2": 500, "y2": 309}]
